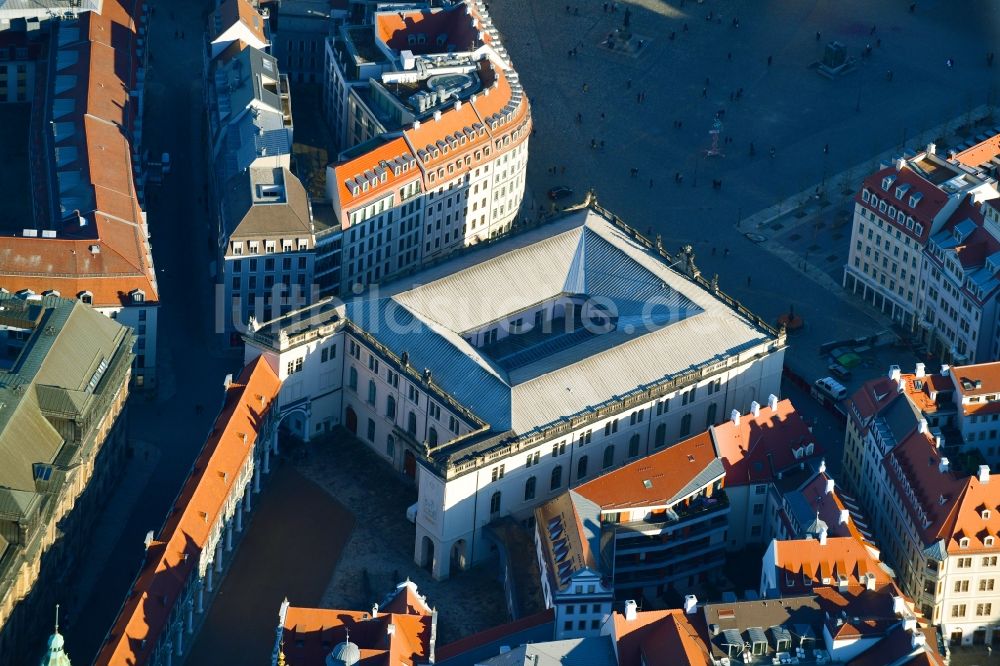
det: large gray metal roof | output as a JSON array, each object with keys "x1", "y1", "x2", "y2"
[{"x1": 343, "y1": 208, "x2": 775, "y2": 434}]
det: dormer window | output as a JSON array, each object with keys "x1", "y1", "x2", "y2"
[
  {"x1": 984, "y1": 510, "x2": 992, "y2": 520},
  {"x1": 915, "y1": 223, "x2": 924, "y2": 236},
  {"x1": 960, "y1": 537, "x2": 971, "y2": 548},
  {"x1": 896, "y1": 184, "x2": 911, "y2": 199},
  {"x1": 906, "y1": 217, "x2": 914, "y2": 230},
  {"x1": 78, "y1": 290, "x2": 93, "y2": 305},
  {"x1": 879, "y1": 200, "x2": 887, "y2": 213},
  {"x1": 882, "y1": 175, "x2": 896, "y2": 191},
  {"x1": 987, "y1": 536, "x2": 996, "y2": 547},
  {"x1": 909, "y1": 192, "x2": 923, "y2": 208},
  {"x1": 862, "y1": 189, "x2": 871, "y2": 203},
  {"x1": 130, "y1": 289, "x2": 145, "y2": 303},
  {"x1": 898, "y1": 210, "x2": 906, "y2": 223},
  {"x1": 888, "y1": 206, "x2": 897, "y2": 218}
]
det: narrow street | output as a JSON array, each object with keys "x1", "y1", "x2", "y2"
[{"x1": 60, "y1": 0, "x2": 241, "y2": 661}]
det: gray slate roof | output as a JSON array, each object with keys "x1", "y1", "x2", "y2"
[
  {"x1": 476, "y1": 637, "x2": 617, "y2": 666},
  {"x1": 222, "y1": 166, "x2": 312, "y2": 241},
  {"x1": 341, "y1": 209, "x2": 774, "y2": 434}
]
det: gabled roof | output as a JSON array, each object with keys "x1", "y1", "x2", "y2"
[
  {"x1": 221, "y1": 166, "x2": 313, "y2": 241},
  {"x1": 574, "y1": 431, "x2": 723, "y2": 510},
  {"x1": 534, "y1": 490, "x2": 607, "y2": 594},
  {"x1": 612, "y1": 610, "x2": 710, "y2": 666},
  {"x1": 212, "y1": 0, "x2": 268, "y2": 46},
  {"x1": 712, "y1": 399, "x2": 819, "y2": 486},
  {"x1": 849, "y1": 376, "x2": 904, "y2": 423},
  {"x1": 858, "y1": 165, "x2": 951, "y2": 243},
  {"x1": 94, "y1": 358, "x2": 281, "y2": 666}
]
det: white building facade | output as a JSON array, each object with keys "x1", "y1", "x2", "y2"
[{"x1": 244, "y1": 205, "x2": 786, "y2": 579}]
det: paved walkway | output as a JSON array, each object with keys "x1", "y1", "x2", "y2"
[{"x1": 296, "y1": 434, "x2": 510, "y2": 645}]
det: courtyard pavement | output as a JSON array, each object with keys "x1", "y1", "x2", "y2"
[{"x1": 489, "y1": 0, "x2": 1000, "y2": 386}]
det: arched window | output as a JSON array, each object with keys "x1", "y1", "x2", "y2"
[
  {"x1": 386, "y1": 395, "x2": 396, "y2": 419},
  {"x1": 680, "y1": 414, "x2": 692, "y2": 438},
  {"x1": 368, "y1": 379, "x2": 377, "y2": 404},
  {"x1": 348, "y1": 367, "x2": 358, "y2": 390},
  {"x1": 407, "y1": 412, "x2": 417, "y2": 436},
  {"x1": 387, "y1": 435, "x2": 395, "y2": 458},
  {"x1": 524, "y1": 476, "x2": 536, "y2": 501},
  {"x1": 577, "y1": 455, "x2": 588, "y2": 479},
  {"x1": 490, "y1": 491, "x2": 501, "y2": 515},
  {"x1": 706, "y1": 403, "x2": 718, "y2": 428},
  {"x1": 603, "y1": 445, "x2": 615, "y2": 469},
  {"x1": 428, "y1": 427, "x2": 439, "y2": 447},
  {"x1": 628, "y1": 434, "x2": 640, "y2": 458},
  {"x1": 550, "y1": 465, "x2": 563, "y2": 490},
  {"x1": 654, "y1": 424, "x2": 666, "y2": 449}
]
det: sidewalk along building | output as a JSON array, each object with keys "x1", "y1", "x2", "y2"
[
  {"x1": 204, "y1": 1, "x2": 319, "y2": 336},
  {"x1": 316, "y1": 0, "x2": 530, "y2": 296},
  {"x1": 0, "y1": 0, "x2": 159, "y2": 388},
  {"x1": 0, "y1": 293, "x2": 134, "y2": 660},
  {"x1": 843, "y1": 143, "x2": 998, "y2": 333},
  {"x1": 534, "y1": 429, "x2": 727, "y2": 639},
  {"x1": 242, "y1": 203, "x2": 787, "y2": 579},
  {"x1": 92, "y1": 357, "x2": 282, "y2": 666},
  {"x1": 270, "y1": 579, "x2": 436, "y2": 665},
  {"x1": 843, "y1": 367, "x2": 1000, "y2": 645}
]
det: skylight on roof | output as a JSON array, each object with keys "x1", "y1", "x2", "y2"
[{"x1": 643, "y1": 479, "x2": 652, "y2": 489}]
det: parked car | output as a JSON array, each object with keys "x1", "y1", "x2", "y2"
[
  {"x1": 828, "y1": 363, "x2": 852, "y2": 381},
  {"x1": 548, "y1": 185, "x2": 573, "y2": 201},
  {"x1": 812, "y1": 376, "x2": 847, "y2": 402}
]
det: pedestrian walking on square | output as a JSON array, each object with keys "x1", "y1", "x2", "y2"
[
  {"x1": 816, "y1": 31, "x2": 821, "y2": 41},
  {"x1": 649, "y1": 178, "x2": 654, "y2": 189},
  {"x1": 603, "y1": 2, "x2": 608, "y2": 12},
  {"x1": 747, "y1": 276, "x2": 752, "y2": 287},
  {"x1": 626, "y1": 78, "x2": 632, "y2": 89},
  {"x1": 582, "y1": 82, "x2": 589, "y2": 92},
  {"x1": 767, "y1": 54, "x2": 773, "y2": 66},
  {"x1": 909, "y1": 2, "x2": 916, "y2": 12},
  {"x1": 702, "y1": 87, "x2": 708, "y2": 97},
  {"x1": 870, "y1": 24, "x2": 877, "y2": 35},
  {"x1": 683, "y1": 23, "x2": 689, "y2": 32},
  {"x1": 988, "y1": 52, "x2": 995, "y2": 67}
]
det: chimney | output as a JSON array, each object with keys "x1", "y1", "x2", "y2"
[
  {"x1": 892, "y1": 596, "x2": 907, "y2": 615},
  {"x1": 818, "y1": 458, "x2": 827, "y2": 474},
  {"x1": 915, "y1": 362, "x2": 926, "y2": 378},
  {"x1": 429, "y1": 607, "x2": 437, "y2": 664},
  {"x1": 454, "y1": 100, "x2": 462, "y2": 111},
  {"x1": 624, "y1": 599, "x2": 638, "y2": 621},
  {"x1": 825, "y1": 478, "x2": 835, "y2": 495},
  {"x1": 896, "y1": 377, "x2": 905, "y2": 393},
  {"x1": 372, "y1": 604, "x2": 379, "y2": 617},
  {"x1": 387, "y1": 623, "x2": 395, "y2": 636},
  {"x1": 223, "y1": 373, "x2": 233, "y2": 389},
  {"x1": 413, "y1": 120, "x2": 421, "y2": 129},
  {"x1": 927, "y1": 142, "x2": 937, "y2": 155},
  {"x1": 918, "y1": 418, "x2": 928, "y2": 434},
  {"x1": 143, "y1": 530, "x2": 154, "y2": 550},
  {"x1": 940, "y1": 364, "x2": 951, "y2": 377},
  {"x1": 896, "y1": 157, "x2": 906, "y2": 171},
  {"x1": 683, "y1": 594, "x2": 698, "y2": 615},
  {"x1": 730, "y1": 409, "x2": 741, "y2": 426},
  {"x1": 934, "y1": 435, "x2": 943, "y2": 448},
  {"x1": 433, "y1": 110, "x2": 442, "y2": 122},
  {"x1": 889, "y1": 366, "x2": 902, "y2": 382},
  {"x1": 911, "y1": 631, "x2": 926, "y2": 649},
  {"x1": 979, "y1": 465, "x2": 991, "y2": 484},
  {"x1": 768, "y1": 394, "x2": 779, "y2": 411},
  {"x1": 819, "y1": 527, "x2": 828, "y2": 545},
  {"x1": 939, "y1": 457, "x2": 950, "y2": 474},
  {"x1": 750, "y1": 401, "x2": 761, "y2": 417},
  {"x1": 866, "y1": 573, "x2": 876, "y2": 590}
]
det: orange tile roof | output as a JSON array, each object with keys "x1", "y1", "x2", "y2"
[
  {"x1": 612, "y1": 610, "x2": 709, "y2": 666},
  {"x1": 375, "y1": 7, "x2": 481, "y2": 55},
  {"x1": 901, "y1": 373, "x2": 951, "y2": 415},
  {"x1": 0, "y1": 0, "x2": 157, "y2": 307},
  {"x1": 882, "y1": 430, "x2": 1000, "y2": 552},
  {"x1": 93, "y1": 358, "x2": 281, "y2": 666},
  {"x1": 332, "y1": 136, "x2": 418, "y2": 214},
  {"x1": 951, "y1": 361, "x2": 1000, "y2": 413},
  {"x1": 214, "y1": 0, "x2": 268, "y2": 45},
  {"x1": 772, "y1": 536, "x2": 890, "y2": 595},
  {"x1": 281, "y1": 594, "x2": 431, "y2": 666},
  {"x1": 575, "y1": 431, "x2": 721, "y2": 510},
  {"x1": 712, "y1": 399, "x2": 819, "y2": 486},
  {"x1": 954, "y1": 133, "x2": 1000, "y2": 168}
]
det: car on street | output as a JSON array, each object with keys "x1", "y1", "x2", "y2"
[
  {"x1": 812, "y1": 376, "x2": 848, "y2": 402},
  {"x1": 548, "y1": 185, "x2": 573, "y2": 201},
  {"x1": 828, "y1": 363, "x2": 852, "y2": 381}
]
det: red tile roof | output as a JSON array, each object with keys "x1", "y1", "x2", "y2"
[
  {"x1": 574, "y1": 431, "x2": 721, "y2": 510},
  {"x1": 883, "y1": 429, "x2": 1000, "y2": 553},
  {"x1": 849, "y1": 377, "x2": 904, "y2": 423},
  {"x1": 712, "y1": 399, "x2": 820, "y2": 486},
  {"x1": 213, "y1": 0, "x2": 268, "y2": 45},
  {"x1": 771, "y1": 536, "x2": 890, "y2": 595},
  {"x1": 612, "y1": 609, "x2": 709, "y2": 666},
  {"x1": 94, "y1": 358, "x2": 281, "y2": 665},
  {"x1": 281, "y1": 589, "x2": 432, "y2": 666},
  {"x1": 857, "y1": 165, "x2": 951, "y2": 244},
  {"x1": 954, "y1": 133, "x2": 1000, "y2": 169},
  {"x1": 375, "y1": 6, "x2": 482, "y2": 55},
  {"x1": 0, "y1": 0, "x2": 157, "y2": 307}
]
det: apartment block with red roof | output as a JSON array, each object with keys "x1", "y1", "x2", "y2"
[
  {"x1": 843, "y1": 366, "x2": 1000, "y2": 645},
  {"x1": 534, "y1": 429, "x2": 729, "y2": 629},
  {"x1": 843, "y1": 145, "x2": 997, "y2": 331},
  {"x1": 270, "y1": 580, "x2": 436, "y2": 666},
  {"x1": 93, "y1": 358, "x2": 282, "y2": 666},
  {"x1": 314, "y1": 0, "x2": 530, "y2": 296},
  {"x1": 0, "y1": 1, "x2": 160, "y2": 388}
]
